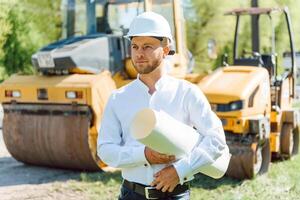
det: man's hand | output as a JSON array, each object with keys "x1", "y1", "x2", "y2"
[
  {"x1": 151, "y1": 165, "x2": 180, "y2": 192},
  {"x1": 144, "y1": 147, "x2": 175, "y2": 164}
]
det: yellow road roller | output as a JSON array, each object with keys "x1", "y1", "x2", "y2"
[
  {"x1": 0, "y1": 0, "x2": 198, "y2": 171},
  {"x1": 199, "y1": 7, "x2": 299, "y2": 179}
]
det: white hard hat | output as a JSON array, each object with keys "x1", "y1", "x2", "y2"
[{"x1": 124, "y1": 11, "x2": 173, "y2": 43}]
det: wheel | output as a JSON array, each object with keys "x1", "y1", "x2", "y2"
[
  {"x1": 292, "y1": 126, "x2": 299, "y2": 155},
  {"x1": 280, "y1": 123, "x2": 294, "y2": 158},
  {"x1": 253, "y1": 145, "x2": 263, "y2": 175},
  {"x1": 226, "y1": 139, "x2": 270, "y2": 179},
  {"x1": 253, "y1": 139, "x2": 270, "y2": 176}
]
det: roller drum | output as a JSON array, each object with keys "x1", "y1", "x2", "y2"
[
  {"x1": 2, "y1": 104, "x2": 100, "y2": 171},
  {"x1": 226, "y1": 139, "x2": 270, "y2": 180}
]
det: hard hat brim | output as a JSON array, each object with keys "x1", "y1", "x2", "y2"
[
  {"x1": 123, "y1": 34, "x2": 175, "y2": 55},
  {"x1": 124, "y1": 33, "x2": 173, "y2": 43}
]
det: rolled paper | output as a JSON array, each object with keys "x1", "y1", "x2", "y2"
[
  {"x1": 130, "y1": 108, "x2": 231, "y2": 179},
  {"x1": 130, "y1": 108, "x2": 199, "y2": 157}
]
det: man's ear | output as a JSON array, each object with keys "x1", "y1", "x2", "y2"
[{"x1": 163, "y1": 46, "x2": 170, "y2": 58}]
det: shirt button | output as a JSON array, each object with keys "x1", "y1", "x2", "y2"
[{"x1": 144, "y1": 163, "x2": 148, "y2": 167}]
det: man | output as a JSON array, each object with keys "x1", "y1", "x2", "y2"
[{"x1": 97, "y1": 12, "x2": 227, "y2": 200}]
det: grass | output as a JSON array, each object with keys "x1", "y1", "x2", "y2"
[
  {"x1": 68, "y1": 171, "x2": 122, "y2": 200},
  {"x1": 59, "y1": 96, "x2": 300, "y2": 199},
  {"x1": 64, "y1": 154, "x2": 300, "y2": 200}
]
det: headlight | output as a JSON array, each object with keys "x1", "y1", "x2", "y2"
[
  {"x1": 65, "y1": 91, "x2": 83, "y2": 99},
  {"x1": 5, "y1": 90, "x2": 21, "y2": 98}
]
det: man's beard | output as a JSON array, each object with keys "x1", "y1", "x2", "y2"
[{"x1": 133, "y1": 59, "x2": 162, "y2": 74}]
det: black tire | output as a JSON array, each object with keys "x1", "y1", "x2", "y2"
[{"x1": 256, "y1": 139, "x2": 271, "y2": 176}]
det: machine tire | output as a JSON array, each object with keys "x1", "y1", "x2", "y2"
[
  {"x1": 280, "y1": 123, "x2": 294, "y2": 158},
  {"x1": 226, "y1": 139, "x2": 270, "y2": 179},
  {"x1": 292, "y1": 126, "x2": 299, "y2": 155},
  {"x1": 256, "y1": 139, "x2": 271, "y2": 176}
]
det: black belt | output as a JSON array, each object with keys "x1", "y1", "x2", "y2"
[{"x1": 122, "y1": 179, "x2": 190, "y2": 199}]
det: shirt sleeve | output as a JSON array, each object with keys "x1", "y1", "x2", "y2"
[
  {"x1": 173, "y1": 84, "x2": 227, "y2": 184},
  {"x1": 97, "y1": 93, "x2": 149, "y2": 168}
]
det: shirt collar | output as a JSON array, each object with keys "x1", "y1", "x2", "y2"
[
  {"x1": 136, "y1": 74, "x2": 149, "y2": 92},
  {"x1": 154, "y1": 74, "x2": 168, "y2": 91},
  {"x1": 136, "y1": 73, "x2": 168, "y2": 92}
]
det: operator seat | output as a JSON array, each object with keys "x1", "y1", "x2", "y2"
[{"x1": 261, "y1": 54, "x2": 276, "y2": 78}]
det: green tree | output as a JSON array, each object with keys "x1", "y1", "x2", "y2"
[
  {"x1": 185, "y1": 0, "x2": 300, "y2": 72},
  {"x1": 2, "y1": 8, "x2": 35, "y2": 75},
  {"x1": 0, "y1": 0, "x2": 62, "y2": 78},
  {"x1": 0, "y1": 1, "x2": 14, "y2": 79},
  {"x1": 22, "y1": 0, "x2": 62, "y2": 42},
  {"x1": 184, "y1": 0, "x2": 248, "y2": 72}
]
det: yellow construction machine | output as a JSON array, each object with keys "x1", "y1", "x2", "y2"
[
  {"x1": 199, "y1": 7, "x2": 299, "y2": 179},
  {"x1": 0, "y1": 0, "x2": 200, "y2": 171}
]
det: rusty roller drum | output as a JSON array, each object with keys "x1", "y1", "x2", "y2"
[
  {"x1": 280, "y1": 123, "x2": 300, "y2": 159},
  {"x1": 226, "y1": 138, "x2": 271, "y2": 180},
  {"x1": 2, "y1": 104, "x2": 100, "y2": 171}
]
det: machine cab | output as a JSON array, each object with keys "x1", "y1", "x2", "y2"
[
  {"x1": 32, "y1": 0, "x2": 190, "y2": 79},
  {"x1": 225, "y1": 7, "x2": 297, "y2": 110}
]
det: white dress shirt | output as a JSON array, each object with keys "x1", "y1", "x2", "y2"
[{"x1": 97, "y1": 74, "x2": 227, "y2": 185}]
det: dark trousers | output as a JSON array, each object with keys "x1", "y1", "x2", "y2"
[{"x1": 118, "y1": 184, "x2": 190, "y2": 200}]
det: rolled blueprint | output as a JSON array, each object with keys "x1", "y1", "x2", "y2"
[
  {"x1": 130, "y1": 108, "x2": 231, "y2": 179},
  {"x1": 130, "y1": 108, "x2": 199, "y2": 157}
]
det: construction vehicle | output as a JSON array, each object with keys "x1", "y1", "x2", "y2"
[
  {"x1": 199, "y1": 7, "x2": 299, "y2": 179},
  {"x1": 0, "y1": 0, "x2": 200, "y2": 171}
]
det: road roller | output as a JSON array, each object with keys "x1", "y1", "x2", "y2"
[
  {"x1": 0, "y1": 0, "x2": 198, "y2": 171},
  {"x1": 199, "y1": 7, "x2": 300, "y2": 179}
]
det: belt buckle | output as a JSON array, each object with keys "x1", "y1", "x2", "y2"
[{"x1": 145, "y1": 186, "x2": 158, "y2": 199}]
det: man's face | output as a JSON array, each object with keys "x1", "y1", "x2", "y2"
[{"x1": 131, "y1": 36, "x2": 167, "y2": 74}]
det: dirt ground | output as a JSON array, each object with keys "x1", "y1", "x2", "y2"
[{"x1": 0, "y1": 129, "x2": 89, "y2": 200}]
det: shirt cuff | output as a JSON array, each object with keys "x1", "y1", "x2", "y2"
[
  {"x1": 132, "y1": 145, "x2": 150, "y2": 167},
  {"x1": 173, "y1": 158, "x2": 194, "y2": 185}
]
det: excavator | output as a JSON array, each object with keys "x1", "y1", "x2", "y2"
[
  {"x1": 199, "y1": 7, "x2": 300, "y2": 179},
  {"x1": 0, "y1": 0, "x2": 200, "y2": 171}
]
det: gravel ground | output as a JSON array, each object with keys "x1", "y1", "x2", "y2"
[{"x1": 0, "y1": 107, "x2": 89, "y2": 200}]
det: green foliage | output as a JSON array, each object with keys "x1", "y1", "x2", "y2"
[
  {"x1": 2, "y1": 8, "x2": 35, "y2": 76},
  {"x1": 0, "y1": 0, "x2": 62, "y2": 78},
  {"x1": 185, "y1": 0, "x2": 300, "y2": 73},
  {"x1": 22, "y1": 0, "x2": 62, "y2": 42},
  {"x1": 184, "y1": 0, "x2": 248, "y2": 72}
]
